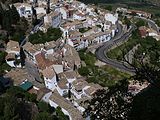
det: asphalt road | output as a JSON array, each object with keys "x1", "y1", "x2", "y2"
[
  {"x1": 96, "y1": 23, "x2": 136, "y2": 73},
  {"x1": 135, "y1": 16, "x2": 159, "y2": 33},
  {"x1": 20, "y1": 20, "x2": 43, "y2": 47},
  {"x1": 96, "y1": 16, "x2": 159, "y2": 73}
]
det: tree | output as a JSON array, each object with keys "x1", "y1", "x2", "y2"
[
  {"x1": 34, "y1": 112, "x2": 56, "y2": 120},
  {"x1": 3, "y1": 96, "x2": 20, "y2": 120},
  {"x1": 135, "y1": 20, "x2": 146, "y2": 27},
  {"x1": 2, "y1": 10, "x2": 12, "y2": 32},
  {"x1": 29, "y1": 28, "x2": 62, "y2": 44},
  {"x1": 78, "y1": 67, "x2": 90, "y2": 76},
  {"x1": 0, "y1": 51, "x2": 7, "y2": 65},
  {"x1": 32, "y1": 6, "x2": 38, "y2": 26},
  {"x1": 37, "y1": 101, "x2": 50, "y2": 113},
  {"x1": 123, "y1": 16, "x2": 131, "y2": 29},
  {"x1": 84, "y1": 79, "x2": 132, "y2": 120},
  {"x1": 105, "y1": 5, "x2": 112, "y2": 11},
  {"x1": 55, "y1": 107, "x2": 69, "y2": 120},
  {"x1": 10, "y1": 5, "x2": 20, "y2": 25},
  {"x1": 0, "y1": 3, "x2": 28, "y2": 42},
  {"x1": 0, "y1": 3, "x2": 4, "y2": 26},
  {"x1": 94, "y1": 8, "x2": 98, "y2": 14},
  {"x1": 20, "y1": 47, "x2": 26, "y2": 67},
  {"x1": 12, "y1": 17, "x2": 29, "y2": 42},
  {"x1": 128, "y1": 84, "x2": 160, "y2": 120}
]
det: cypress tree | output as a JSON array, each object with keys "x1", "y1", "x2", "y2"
[
  {"x1": 0, "y1": 3, "x2": 4, "y2": 26},
  {"x1": 10, "y1": 5, "x2": 20, "y2": 24},
  {"x1": 2, "y1": 10, "x2": 12, "y2": 32}
]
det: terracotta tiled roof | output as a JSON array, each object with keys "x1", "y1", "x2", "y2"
[
  {"x1": 42, "y1": 66, "x2": 56, "y2": 79},
  {"x1": 23, "y1": 42, "x2": 38, "y2": 54},
  {"x1": 49, "y1": 90, "x2": 84, "y2": 120},
  {"x1": 5, "y1": 53, "x2": 16, "y2": 60},
  {"x1": 6, "y1": 40, "x2": 20, "y2": 52},
  {"x1": 4, "y1": 68, "x2": 32, "y2": 86},
  {"x1": 35, "y1": 52, "x2": 54, "y2": 70},
  {"x1": 37, "y1": 87, "x2": 51, "y2": 101},
  {"x1": 73, "y1": 79, "x2": 88, "y2": 92},
  {"x1": 63, "y1": 71, "x2": 78, "y2": 79},
  {"x1": 84, "y1": 83, "x2": 103, "y2": 96},
  {"x1": 139, "y1": 26, "x2": 148, "y2": 38}
]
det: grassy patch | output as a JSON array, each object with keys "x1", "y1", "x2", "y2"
[
  {"x1": 78, "y1": 49, "x2": 131, "y2": 87},
  {"x1": 79, "y1": 27, "x2": 91, "y2": 33},
  {"x1": 99, "y1": 1, "x2": 160, "y2": 18},
  {"x1": 107, "y1": 31, "x2": 140, "y2": 61}
]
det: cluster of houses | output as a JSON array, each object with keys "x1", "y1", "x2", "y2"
[
  {"x1": 4, "y1": 38, "x2": 103, "y2": 119},
  {"x1": 1, "y1": 1, "x2": 155, "y2": 119},
  {"x1": 14, "y1": 0, "x2": 118, "y2": 50},
  {"x1": 116, "y1": 7, "x2": 160, "y2": 40},
  {"x1": 116, "y1": 7, "x2": 152, "y2": 18},
  {"x1": 138, "y1": 26, "x2": 160, "y2": 40},
  {"x1": 2, "y1": 0, "x2": 122, "y2": 119}
]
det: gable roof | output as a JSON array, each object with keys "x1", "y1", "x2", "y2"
[
  {"x1": 35, "y1": 52, "x2": 54, "y2": 70},
  {"x1": 42, "y1": 66, "x2": 56, "y2": 79},
  {"x1": 6, "y1": 40, "x2": 20, "y2": 52},
  {"x1": 50, "y1": 90, "x2": 84, "y2": 120},
  {"x1": 84, "y1": 83, "x2": 103, "y2": 96},
  {"x1": 37, "y1": 87, "x2": 51, "y2": 101}
]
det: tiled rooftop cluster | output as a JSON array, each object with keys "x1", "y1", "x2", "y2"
[{"x1": 3, "y1": 0, "x2": 121, "y2": 119}]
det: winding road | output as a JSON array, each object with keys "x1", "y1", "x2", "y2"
[
  {"x1": 96, "y1": 16, "x2": 159, "y2": 73},
  {"x1": 96, "y1": 23, "x2": 135, "y2": 73}
]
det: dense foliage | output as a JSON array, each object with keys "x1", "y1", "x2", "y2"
[
  {"x1": 78, "y1": 49, "x2": 130, "y2": 87},
  {"x1": 0, "y1": 86, "x2": 69, "y2": 120},
  {"x1": 0, "y1": 51, "x2": 11, "y2": 75},
  {"x1": 129, "y1": 85, "x2": 160, "y2": 120},
  {"x1": 0, "y1": 3, "x2": 29, "y2": 42},
  {"x1": 84, "y1": 79, "x2": 132, "y2": 120},
  {"x1": 29, "y1": 28, "x2": 62, "y2": 44},
  {"x1": 107, "y1": 29, "x2": 140, "y2": 61}
]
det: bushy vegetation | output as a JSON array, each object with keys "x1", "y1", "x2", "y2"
[
  {"x1": 79, "y1": 27, "x2": 91, "y2": 33},
  {"x1": 0, "y1": 51, "x2": 11, "y2": 75},
  {"x1": 0, "y1": 86, "x2": 69, "y2": 120},
  {"x1": 29, "y1": 28, "x2": 62, "y2": 44},
  {"x1": 78, "y1": 49, "x2": 130, "y2": 87},
  {"x1": 107, "y1": 29, "x2": 140, "y2": 61},
  {"x1": 135, "y1": 36, "x2": 160, "y2": 67},
  {"x1": 0, "y1": 3, "x2": 29, "y2": 42},
  {"x1": 107, "y1": 27, "x2": 160, "y2": 68}
]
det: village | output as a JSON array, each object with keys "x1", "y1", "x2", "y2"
[
  {"x1": 1, "y1": 0, "x2": 159, "y2": 120},
  {"x1": 2, "y1": 0, "x2": 119, "y2": 119}
]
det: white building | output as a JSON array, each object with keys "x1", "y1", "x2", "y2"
[
  {"x1": 5, "y1": 40, "x2": 21, "y2": 68},
  {"x1": 42, "y1": 66, "x2": 57, "y2": 90},
  {"x1": 49, "y1": 90, "x2": 84, "y2": 120},
  {"x1": 105, "y1": 13, "x2": 118, "y2": 25}
]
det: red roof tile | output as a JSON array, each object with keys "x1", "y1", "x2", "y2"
[{"x1": 35, "y1": 52, "x2": 54, "y2": 70}]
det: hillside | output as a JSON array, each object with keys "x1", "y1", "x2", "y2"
[{"x1": 78, "y1": 0, "x2": 160, "y2": 6}]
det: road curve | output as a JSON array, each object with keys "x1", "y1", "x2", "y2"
[
  {"x1": 135, "y1": 16, "x2": 159, "y2": 33},
  {"x1": 96, "y1": 24, "x2": 135, "y2": 73},
  {"x1": 96, "y1": 16, "x2": 159, "y2": 73}
]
